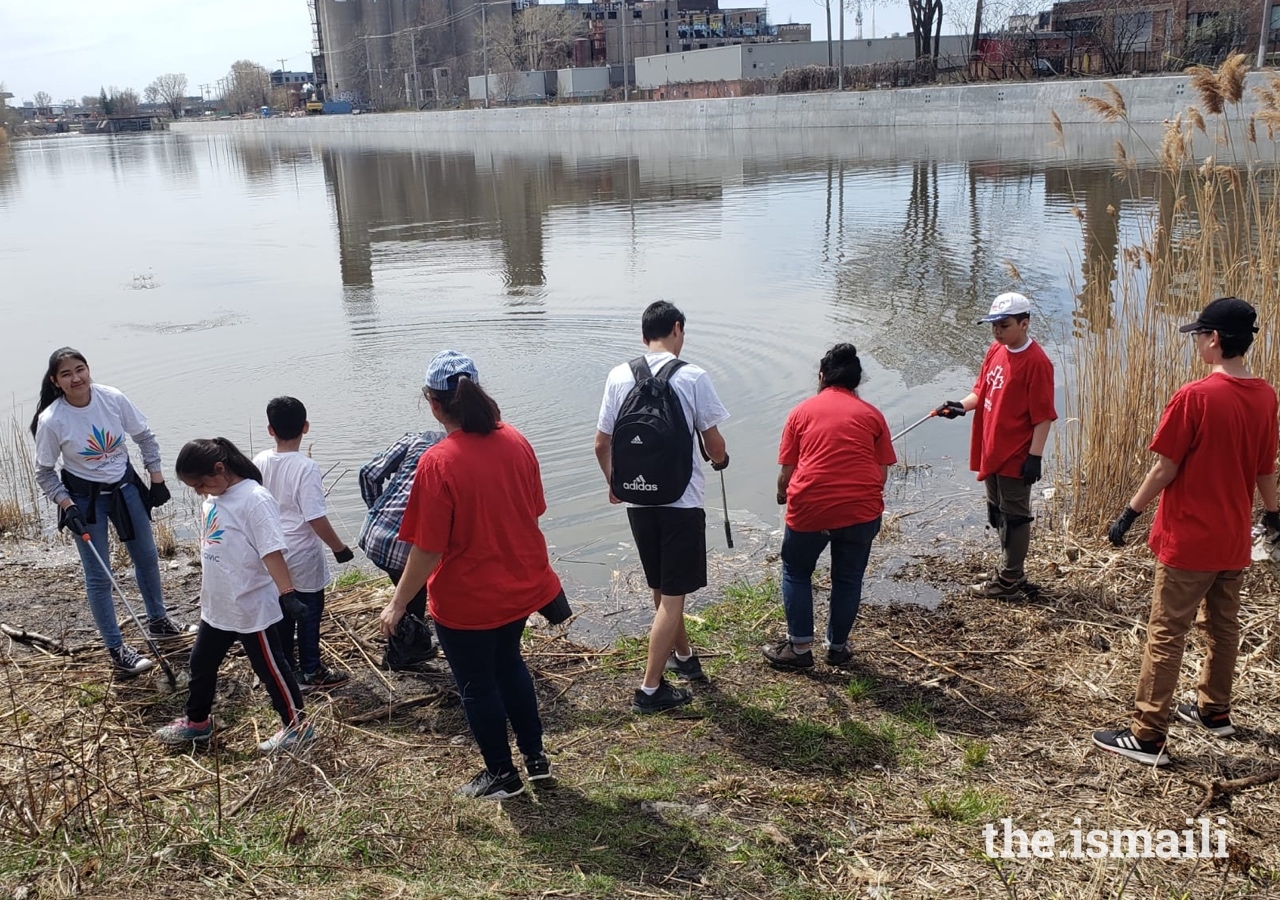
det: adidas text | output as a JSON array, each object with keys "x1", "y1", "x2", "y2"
[{"x1": 622, "y1": 477, "x2": 660, "y2": 492}]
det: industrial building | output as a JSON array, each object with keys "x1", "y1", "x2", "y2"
[{"x1": 633, "y1": 34, "x2": 971, "y2": 88}]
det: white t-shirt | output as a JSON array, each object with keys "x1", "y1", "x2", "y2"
[
  {"x1": 597, "y1": 351, "x2": 730, "y2": 509},
  {"x1": 198, "y1": 479, "x2": 287, "y2": 633},
  {"x1": 34, "y1": 385, "x2": 158, "y2": 484},
  {"x1": 253, "y1": 450, "x2": 330, "y2": 592}
]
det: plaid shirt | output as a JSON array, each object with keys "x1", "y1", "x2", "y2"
[{"x1": 357, "y1": 431, "x2": 445, "y2": 573}]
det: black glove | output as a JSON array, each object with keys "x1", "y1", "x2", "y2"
[
  {"x1": 1108, "y1": 506, "x2": 1142, "y2": 547},
  {"x1": 279, "y1": 590, "x2": 307, "y2": 620},
  {"x1": 935, "y1": 400, "x2": 966, "y2": 419},
  {"x1": 61, "y1": 504, "x2": 89, "y2": 537},
  {"x1": 1263, "y1": 510, "x2": 1280, "y2": 542},
  {"x1": 333, "y1": 546, "x2": 354, "y2": 563},
  {"x1": 776, "y1": 492, "x2": 787, "y2": 506},
  {"x1": 711, "y1": 453, "x2": 729, "y2": 472},
  {"x1": 1021, "y1": 454, "x2": 1042, "y2": 485},
  {"x1": 149, "y1": 481, "x2": 172, "y2": 508}
]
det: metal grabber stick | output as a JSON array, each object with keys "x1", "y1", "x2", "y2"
[
  {"x1": 891, "y1": 410, "x2": 938, "y2": 443},
  {"x1": 719, "y1": 470, "x2": 734, "y2": 549},
  {"x1": 77, "y1": 531, "x2": 179, "y2": 688}
]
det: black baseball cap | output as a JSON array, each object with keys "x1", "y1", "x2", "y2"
[{"x1": 1177, "y1": 296, "x2": 1259, "y2": 335}]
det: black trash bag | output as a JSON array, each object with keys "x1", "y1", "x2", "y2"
[{"x1": 382, "y1": 613, "x2": 438, "y2": 670}]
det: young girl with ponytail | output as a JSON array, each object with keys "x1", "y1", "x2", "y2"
[
  {"x1": 157, "y1": 437, "x2": 310, "y2": 753},
  {"x1": 30, "y1": 347, "x2": 189, "y2": 676}
]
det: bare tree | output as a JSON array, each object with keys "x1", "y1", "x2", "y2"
[
  {"x1": 33, "y1": 90, "x2": 53, "y2": 108},
  {"x1": 110, "y1": 87, "x2": 140, "y2": 116},
  {"x1": 224, "y1": 61, "x2": 271, "y2": 114},
  {"x1": 487, "y1": 6, "x2": 586, "y2": 73},
  {"x1": 144, "y1": 84, "x2": 160, "y2": 105},
  {"x1": 147, "y1": 73, "x2": 189, "y2": 118},
  {"x1": 908, "y1": 0, "x2": 945, "y2": 62},
  {"x1": 80, "y1": 95, "x2": 98, "y2": 110}
]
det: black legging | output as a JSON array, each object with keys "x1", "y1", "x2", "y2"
[{"x1": 186, "y1": 620, "x2": 304, "y2": 727}]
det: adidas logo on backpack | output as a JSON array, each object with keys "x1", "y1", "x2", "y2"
[{"x1": 610, "y1": 356, "x2": 693, "y2": 506}]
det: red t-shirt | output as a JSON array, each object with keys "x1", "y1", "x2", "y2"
[
  {"x1": 398, "y1": 423, "x2": 563, "y2": 629},
  {"x1": 778, "y1": 387, "x2": 897, "y2": 532},
  {"x1": 970, "y1": 339, "x2": 1057, "y2": 480},
  {"x1": 1147, "y1": 373, "x2": 1279, "y2": 571}
]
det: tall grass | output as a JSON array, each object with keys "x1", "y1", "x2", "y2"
[
  {"x1": 1063, "y1": 58, "x2": 1280, "y2": 537},
  {"x1": 0, "y1": 415, "x2": 41, "y2": 538}
]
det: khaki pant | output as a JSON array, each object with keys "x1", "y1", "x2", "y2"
[
  {"x1": 1131, "y1": 563, "x2": 1244, "y2": 741},
  {"x1": 984, "y1": 476, "x2": 1033, "y2": 582}
]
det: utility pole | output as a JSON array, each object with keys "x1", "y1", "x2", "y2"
[
  {"x1": 410, "y1": 30, "x2": 419, "y2": 107},
  {"x1": 622, "y1": 0, "x2": 630, "y2": 101},
  {"x1": 1257, "y1": 0, "x2": 1272, "y2": 68},
  {"x1": 826, "y1": 0, "x2": 833, "y2": 67},
  {"x1": 971, "y1": 0, "x2": 983, "y2": 58},
  {"x1": 838, "y1": 0, "x2": 845, "y2": 89},
  {"x1": 481, "y1": 0, "x2": 490, "y2": 109}
]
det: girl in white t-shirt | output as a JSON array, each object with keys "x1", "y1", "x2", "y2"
[
  {"x1": 29, "y1": 347, "x2": 190, "y2": 677},
  {"x1": 155, "y1": 437, "x2": 311, "y2": 754}
]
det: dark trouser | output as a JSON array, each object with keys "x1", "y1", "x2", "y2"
[
  {"x1": 186, "y1": 620, "x2": 304, "y2": 727},
  {"x1": 384, "y1": 566, "x2": 427, "y2": 619},
  {"x1": 781, "y1": 518, "x2": 881, "y2": 647},
  {"x1": 277, "y1": 589, "x2": 325, "y2": 675},
  {"x1": 984, "y1": 475, "x2": 1033, "y2": 582},
  {"x1": 433, "y1": 617, "x2": 543, "y2": 776}
]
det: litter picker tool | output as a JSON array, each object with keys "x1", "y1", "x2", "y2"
[
  {"x1": 891, "y1": 411, "x2": 937, "y2": 443},
  {"x1": 78, "y1": 531, "x2": 179, "y2": 688},
  {"x1": 719, "y1": 470, "x2": 734, "y2": 549}
]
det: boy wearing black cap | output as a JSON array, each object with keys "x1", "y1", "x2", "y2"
[
  {"x1": 936, "y1": 291, "x2": 1058, "y2": 599},
  {"x1": 1094, "y1": 297, "x2": 1279, "y2": 767}
]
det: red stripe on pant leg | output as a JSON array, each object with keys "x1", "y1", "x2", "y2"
[{"x1": 256, "y1": 630, "x2": 299, "y2": 724}]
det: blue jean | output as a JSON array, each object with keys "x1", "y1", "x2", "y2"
[
  {"x1": 433, "y1": 616, "x2": 543, "y2": 777},
  {"x1": 781, "y1": 517, "x2": 881, "y2": 648},
  {"x1": 277, "y1": 589, "x2": 325, "y2": 675},
  {"x1": 69, "y1": 482, "x2": 168, "y2": 650}
]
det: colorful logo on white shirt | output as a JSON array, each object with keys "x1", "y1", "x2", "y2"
[
  {"x1": 202, "y1": 507, "x2": 225, "y2": 545},
  {"x1": 78, "y1": 426, "x2": 123, "y2": 462}
]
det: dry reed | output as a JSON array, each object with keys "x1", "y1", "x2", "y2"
[
  {"x1": 1064, "y1": 63, "x2": 1280, "y2": 537},
  {"x1": 0, "y1": 416, "x2": 40, "y2": 539}
]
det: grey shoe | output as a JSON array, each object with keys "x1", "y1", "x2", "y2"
[
  {"x1": 664, "y1": 652, "x2": 708, "y2": 682},
  {"x1": 762, "y1": 640, "x2": 814, "y2": 671},
  {"x1": 826, "y1": 645, "x2": 853, "y2": 667},
  {"x1": 969, "y1": 577, "x2": 1035, "y2": 600}
]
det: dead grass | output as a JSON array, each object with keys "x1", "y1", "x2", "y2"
[
  {"x1": 0, "y1": 416, "x2": 40, "y2": 539},
  {"x1": 1, "y1": 548, "x2": 1278, "y2": 899},
  {"x1": 1064, "y1": 65, "x2": 1280, "y2": 537}
]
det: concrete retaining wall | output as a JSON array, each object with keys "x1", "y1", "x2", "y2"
[{"x1": 174, "y1": 72, "x2": 1274, "y2": 136}]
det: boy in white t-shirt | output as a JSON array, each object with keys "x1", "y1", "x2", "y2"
[{"x1": 253, "y1": 397, "x2": 354, "y2": 691}]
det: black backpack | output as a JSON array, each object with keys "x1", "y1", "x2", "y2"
[{"x1": 610, "y1": 356, "x2": 693, "y2": 506}]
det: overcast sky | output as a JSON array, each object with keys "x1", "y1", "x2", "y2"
[{"x1": 1, "y1": 0, "x2": 918, "y2": 103}]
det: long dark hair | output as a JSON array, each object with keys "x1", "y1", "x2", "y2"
[
  {"x1": 175, "y1": 437, "x2": 263, "y2": 484},
  {"x1": 30, "y1": 347, "x2": 89, "y2": 437},
  {"x1": 426, "y1": 375, "x2": 501, "y2": 435},
  {"x1": 818, "y1": 343, "x2": 863, "y2": 393}
]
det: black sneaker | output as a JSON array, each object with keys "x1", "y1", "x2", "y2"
[
  {"x1": 631, "y1": 679, "x2": 693, "y2": 714},
  {"x1": 664, "y1": 652, "x2": 708, "y2": 682},
  {"x1": 299, "y1": 665, "x2": 350, "y2": 693},
  {"x1": 524, "y1": 752, "x2": 552, "y2": 781},
  {"x1": 1092, "y1": 727, "x2": 1171, "y2": 767},
  {"x1": 969, "y1": 577, "x2": 1035, "y2": 600},
  {"x1": 1175, "y1": 703, "x2": 1236, "y2": 737},
  {"x1": 762, "y1": 640, "x2": 814, "y2": 671},
  {"x1": 826, "y1": 645, "x2": 853, "y2": 667},
  {"x1": 108, "y1": 644, "x2": 153, "y2": 675},
  {"x1": 456, "y1": 769, "x2": 525, "y2": 800},
  {"x1": 148, "y1": 616, "x2": 196, "y2": 640}
]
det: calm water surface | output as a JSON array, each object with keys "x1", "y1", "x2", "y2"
[{"x1": 0, "y1": 125, "x2": 1159, "y2": 617}]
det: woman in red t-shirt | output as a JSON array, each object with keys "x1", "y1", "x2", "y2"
[
  {"x1": 378, "y1": 350, "x2": 565, "y2": 801},
  {"x1": 764, "y1": 344, "x2": 897, "y2": 672}
]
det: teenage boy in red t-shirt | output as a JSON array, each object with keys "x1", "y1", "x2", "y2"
[
  {"x1": 936, "y1": 292, "x2": 1057, "y2": 599},
  {"x1": 1093, "y1": 297, "x2": 1279, "y2": 767}
]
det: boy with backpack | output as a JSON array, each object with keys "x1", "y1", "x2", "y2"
[
  {"x1": 254, "y1": 397, "x2": 354, "y2": 691},
  {"x1": 594, "y1": 301, "x2": 730, "y2": 713}
]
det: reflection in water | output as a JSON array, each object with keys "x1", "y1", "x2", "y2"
[{"x1": 0, "y1": 126, "x2": 1192, "y2": 595}]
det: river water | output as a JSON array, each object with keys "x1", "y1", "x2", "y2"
[{"x1": 0, "y1": 125, "x2": 1160, "y2": 626}]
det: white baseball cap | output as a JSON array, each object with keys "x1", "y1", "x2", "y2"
[{"x1": 978, "y1": 292, "x2": 1032, "y2": 323}]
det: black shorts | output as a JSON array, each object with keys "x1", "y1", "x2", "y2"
[{"x1": 626, "y1": 506, "x2": 707, "y2": 597}]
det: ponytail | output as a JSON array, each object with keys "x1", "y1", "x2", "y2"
[
  {"x1": 818, "y1": 343, "x2": 863, "y2": 393},
  {"x1": 175, "y1": 437, "x2": 263, "y2": 484},
  {"x1": 30, "y1": 347, "x2": 88, "y2": 437},
  {"x1": 427, "y1": 375, "x2": 501, "y2": 435}
]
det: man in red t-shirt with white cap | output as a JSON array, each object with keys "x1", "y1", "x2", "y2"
[
  {"x1": 1093, "y1": 297, "x2": 1279, "y2": 767},
  {"x1": 936, "y1": 291, "x2": 1058, "y2": 599}
]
